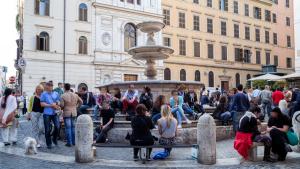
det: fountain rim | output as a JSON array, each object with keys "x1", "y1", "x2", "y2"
[{"x1": 136, "y1": 21, "x2": 165, "y2": 32}]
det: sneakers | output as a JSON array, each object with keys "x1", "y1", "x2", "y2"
[
  {"x1": 178, "y1": 125, "x2": 182, "y2": 129},
  {"x1": 186, "y1": 119, "x2": 192, "y2": 124},
  {"x1": 4, "y1": 142, "x2": 10, "y2": 146},
  {"x1": 37, "y1": 144, "x2": 41, "y2": 148},
  {"x1": 285, "y1": 143, "x2": 293, "y2": 152},
  {"x1": 263, "y1": 157, "x2": 277, "y2": 163},
  {"x1": 133, "y1": 155, "x2": 139, "y2": 161},
  {"x1": 65, "y1": 143, "x2": 72, "y2": 147},
  {"x1": 12, "y1": 142, "x2": 17, "y2": 145}
]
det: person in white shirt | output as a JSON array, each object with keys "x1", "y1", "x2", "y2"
[{"x1": 279, "y1": 94, "x2": 290, "y2": 116}]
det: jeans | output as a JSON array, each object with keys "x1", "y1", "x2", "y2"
[
  {"x1": 151, "y1": 113, "x2": 161, "y2": 124},
  {"x1": 232, "y1": 111, "x2": 245, "y2": 133},
  {"x1": 182, "y1": 104, "x2": 194, "y2": 116},
  {"x1": 95, "y1": 125, "x2": 112, "y2": 143},
  {"x1": 93, "y1": 105, "x2": 100, "y2": 121},
  {"x1": 43, "y1": 114, "x2": 60, "y2": 147},
  {"x1": 171, "y1": 107, "x2": 183, "y2": 126},
  {"x1": 79, "y1": 105, "x2": 91, "y2": 115},
  {"x1": 220, "y1": 111, "x2": 232, "y2": 124},
  {"x1": 262, "y1": 103, "x2": 272, "y2": 118},
  {"x1": 31, "y1": 112, "x2": 44, "y2": 145},
  {"x1": 64, "y1": 117, "x2": 76, "y2": 145}
]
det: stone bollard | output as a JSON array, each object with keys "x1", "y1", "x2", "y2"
[
  {"x1": 75, "y1": 114, "x2": 94, "y2": 163},
  {"x1": 197, "y1": 113, "x2": 216, "y2": 165}
]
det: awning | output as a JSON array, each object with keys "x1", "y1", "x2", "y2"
[{"x1": 276, "y1": 72, "x2": 300, "y2": 80}]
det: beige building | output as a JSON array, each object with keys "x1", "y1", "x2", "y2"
[{"x1": 162, "y1": 0, "x2": 295, "y2": 90}]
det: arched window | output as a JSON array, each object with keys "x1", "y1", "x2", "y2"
[
  {"x1": 180, "y1": 69, "x2": 186, "y2": 81},
  {"x1": 246, "y1": 74, "x2": 251, "y2": 87},
  {"x1": 246, "y1": 74, "x2": 251, "y2": 80},
  {"x1": 195, "y1": 70, "x2": 201, "y2": 81},
  {"x1": 164, "y1": 68, "x2": 171, "y2": 80},
  {"x1": 208, "y1": 71, "x2": 214, "y2": 87},
  {"x1": 124, "y1": 23, "x2": 136, "y2": 51},
  {"x1": 235, "y1": 73, "x2": 240, "y2": 87},
  {"x1": 79, "y1": 3, "x2": 88, "y2": 21},
  {"x1": 79, "y1": 36, "x2": 88, "y2": 54},
  {"x1": 36, "y1": 31, "x2": 49, "y2": 51},
  {"x1": 35, "y1": 0, "x2": 50, "y2": 16}
]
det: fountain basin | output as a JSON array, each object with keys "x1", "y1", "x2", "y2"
[
  {"x1": 128, "y1": 45, "x2": 174, "y2": 60},
  {"x1": 136, "y1": 21, "x2": 165, "y2": 33},
  {"x1": 97, "y1": 80, "x2": 204, "y2": 100}
]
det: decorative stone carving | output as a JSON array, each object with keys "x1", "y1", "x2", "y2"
[{"x1": 102, "y1": 32, "x2": 111, "y2": 46}]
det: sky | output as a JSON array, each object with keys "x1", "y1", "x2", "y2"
[{"x1": 0, "y1": 1, "x2": 299, "y2": 79}]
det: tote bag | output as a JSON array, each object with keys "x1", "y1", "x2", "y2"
[{"x1": 287, "y1": 129, "x2": 299, "y2": 146}]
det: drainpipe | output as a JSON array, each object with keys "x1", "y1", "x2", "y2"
[{"x1": 63, "y1": 0, "x2": 66, "y2": 84}]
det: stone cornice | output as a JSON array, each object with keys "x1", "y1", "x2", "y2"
[{"x1": 92, "y1": 2, "x2": 163, "y2": 19}]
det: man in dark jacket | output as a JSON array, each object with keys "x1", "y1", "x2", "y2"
[
  {"x1": 78, "y1": 87, "x2": 96, "y2": 115},
  {"x1": 230, "y1": 84, "x2": 250, "y2": 132}
]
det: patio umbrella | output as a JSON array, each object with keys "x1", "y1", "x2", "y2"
[
  {"x1": 248, "y1": 73, "x2": 281, "y2": 81},
  {"x1": 277, "y1": 72, "x2": 300, "y2": 79}
]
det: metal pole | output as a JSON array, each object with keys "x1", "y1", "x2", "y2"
[{"x1": 63, "y1": 0, "x2": 66, "y2": 83}]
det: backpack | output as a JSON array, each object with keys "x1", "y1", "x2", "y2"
[{"x1": 152, "y1": 150, "x2": 170, "y2": 160}]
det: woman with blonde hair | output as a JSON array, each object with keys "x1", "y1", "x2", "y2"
[
  {"x1": 27, "y1": 84, "x2": 45, "y2": 148},
  {"x1": 157, "y1": 105, "x2": 178, "y2": 154}
]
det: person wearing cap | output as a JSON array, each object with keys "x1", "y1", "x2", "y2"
[{"x1": 40, "y1": 81, "x2": 61, "y2": 149}]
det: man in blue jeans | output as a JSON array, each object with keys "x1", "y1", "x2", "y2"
[
  {"x1": 40, "y1": 82, "x2": 61, "y2": 149},
  {"x1": 230, "y1": 84, "x2": 250, "y2": 133}
]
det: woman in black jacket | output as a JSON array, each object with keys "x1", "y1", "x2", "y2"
[
  {"x1": 139, "y1": 86, "x2": 153, "y2": 111},
  {"x1": 213, "y1": 96, "x2": 231, "y2": 125},
  {"x1": 130, "y1": 104, "x2": 154, "y2": 161}
]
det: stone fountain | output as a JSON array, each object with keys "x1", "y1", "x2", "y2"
[
  {"x1": 97, "y1": 21, "x2": 203, "y2": 99},
  {"x1": 128, "y1": 21, "x2": 174, "y2": 80}
]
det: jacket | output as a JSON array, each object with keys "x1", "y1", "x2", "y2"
[
  {"x1": 61, "y1": 91, "x2": 83, "y2": 117},
  {"x1": 230, "y1": 92, "x2": 250, "y2": 112},
  {"x1": 234, "y1": 131, "x2": 253, "y2": 159}
]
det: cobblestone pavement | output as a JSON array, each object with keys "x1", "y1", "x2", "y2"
[{"x1": 0, "y1": 117, "x2": 299, "y2": 169}]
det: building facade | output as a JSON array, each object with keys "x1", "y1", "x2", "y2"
[
  {"x1": 162, "y1": 0, "x2": 295, "y2": 90},
  {"x1": 18, "y1": 0, "x2": 162, "y2": 94},
  {"x1": 296, "y1": 50, "x2": 300, "y2": 73}
]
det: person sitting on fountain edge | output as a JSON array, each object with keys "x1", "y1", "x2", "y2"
[{"x1": 122, "y1": 84, "x2": 139, "y2": 116}]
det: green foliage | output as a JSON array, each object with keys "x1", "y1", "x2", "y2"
[
  {"x1": 272, "y1": 81, "x2": 287, "y2": 90},
  {"x1": 252, "y1": 80, "x2": 268, "y2": 89}
]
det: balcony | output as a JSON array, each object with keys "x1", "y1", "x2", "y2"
[{"x1": 251, "y1": 0, "x2": 273, "y2": 6}]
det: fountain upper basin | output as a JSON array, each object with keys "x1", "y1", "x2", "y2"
[
  {"x1": 128, "y1": 45, "x2": 174, "y2": 60},
  {"x1": 136, "y1": 21, "x2": 165, "y2": 33}
]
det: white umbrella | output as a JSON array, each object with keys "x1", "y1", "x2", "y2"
[
  {"x1": 277, "y1": 72, "x2": 300, "y2": 79},
  {"x1": 248, "y1": 73, "x2": 281, "y2": 81}
]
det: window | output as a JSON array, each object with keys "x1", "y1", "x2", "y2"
[
  {"x1": 286, "y1": 17, "x2": 290, "y2": 26},
  {"x1": 179, "y1": 40, "x2": 186, "y2": 56},
  {"x1": 36, "y1": 31, "x2": 49, "y2": 51},
  {"x1": 208, "y1": 71, "x2": 214, "y2": 87},
  {"x1": 234, "y1": 24, "x2": 239, "y2": 38},
  {"x1": 234, "y1": 1, "x2": 238, "y2": 14},
  {"x1": 124, "y1": 74, "x2": 138, "y2": 81},
  {"x1": 127, "y1": 0, "x2": 134, "y2": 4},
  {"x1": 193, "y1": 15, "x2": 200, "y2": 31},
  {"x1": 207, "y1": 0, "x2": 212, "y2": 7},
  {"x1": 273, "y1": 0, "x2": 278, "y2": 4},
  {"x1": 163, "y1": 37, "x2": 171, "y2": 47},
  {"x1": 256, "y1": 51, "x2": 261, "y2": 64},
  {"x1": 266, "y1": 52, "x2": 270, "y2": 65},
  {"x1": 193, "y1": 0, "x2": 199, "y2": 4},
  {"x1": 207, "y1": 18, "x2": 213, "y2": 33},
  {"x1": 79, "y1": 3, "x2": 88, "y2": 21},
  {"x1": 35, "y1": 0, "x2": 50, "y2": 16},
  {"x1": 180, "y1": 69, "x2": 186, "y2": 81},
  {"x1": 221, "y1": 46, "x2": 227, "y2": 60},
  {"x1": 286, "y1": 58, "x2": 292, "y2": 68},
  {"x1": 245, "y1": 26, "x2": 250, "y2": 40},
  {"x1": 221, "y1": 21, "x2": 227, "y2": 36},
  {"x1": 124, "y1": 23, "x2": 136, "y2": 51},
  {"x1": 272, "y1": 13, "x2": 277, "y2": 23},
  {"x1": 194, "y1": 42, "x2": 200, "y2": 57},
  {"x1": 78, "y1": 36, "x2": 87, "y2": 54},
  {"x1": 244, "y1": 4, "x2": 249, "y2": 16},
  {"x1": 244, "y1": 49, "x2": 251, "y2": 63},
  {"x1": 235, "y1": 73, "x2": 240, "y2": 87},
  {"x1": 274, "y1": 55, "x2": 278, "y2": 66},
  {"x1": 178, "y1": 12, "x2": 185, "y2": 28},
  {"x1": 273, "y1": 33, "x2": 277, "y2": 45},
  {"x1": 136, "y1": 0, "x2": 141, "y2": 5},
  {"x1": 287, "y1": 35, "x2": 291, "y2": 47},
  {"x1": 235, "y1": 48, "x2": 243, "y2": 62},
  {"x1": 164, "y1": 68, "x2": 171, "y2": 80},
  {"x1": 265, "y1": 10, "x2": 271, "y2": 22},
  {"x1": 219, "y1": 0, "x2": 228, "y2": 11},
  {"x1": 265, "y1": 31, "x2": 270, "y2": 43},
  {"x1": 246, "y1": 74, "x2": 251, "y2": 87},
  {"x1": 207, "y1": 44, "x2": 214, "y2": 59},
  {"x1": 195, "y1": 70, "x2": 201, "y2": 81},
  {"x1": 254, "y1": 7, "x2": 261, "y2": 19},
  {"x1": 163, "y1": 9, "x2": 170, "y2": 25},
  {"x1": 286, "y1": 0, "x2": 289, "y2": 8},
  {"x1": 255, "y1": 28, "x2": 260, "y2": 42}
]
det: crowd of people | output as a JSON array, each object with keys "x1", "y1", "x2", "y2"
[{"x1": 0, "y1": 80, "x2": 300, "y2": 162}]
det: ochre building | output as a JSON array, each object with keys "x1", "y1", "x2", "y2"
[{"x1": 161, "y1": 0, "x2": 295, "y2": 90}]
